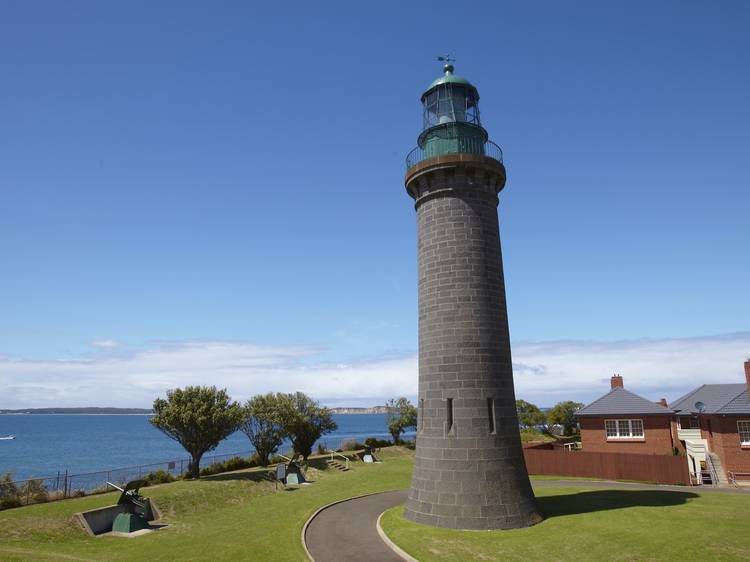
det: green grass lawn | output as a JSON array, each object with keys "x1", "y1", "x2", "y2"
[
  {"x1": 3, "y1": 448, "x2": 750, "y2": 562},
  {"x1": 381, "y1": 487, "x2": 750, "y2": 561},
  {"x1": 0, "y1": 448, "x2": 414, "y2": 562}
]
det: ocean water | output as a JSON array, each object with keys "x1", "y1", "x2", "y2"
[{"x1": 0, "y1": 414, "x2": 410, "y2": 482}]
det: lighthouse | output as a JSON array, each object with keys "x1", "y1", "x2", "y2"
[{"x1": 403, "y1": 62, "x2": 541, "y2": 530}]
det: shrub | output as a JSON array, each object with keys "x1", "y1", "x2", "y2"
[
  {"x1": 20, "y1": 479, "x2": 49, "y2": 503},
  {"x1": 143, "y1": 470, "x2": 175, "y2": 485},
  {"x1": 316, "y1": 442, "x2": 328, "y2": 455},
  {"x1": 364, "y1": 437, "x2": 391, "y2": 449},
  {"x1": 199, "y1": 455, "x2": 257, "y2": 477},
  {"x1": 339, "y1": 438, "x2": 365, "y2": 451},
  {"x1": 520, "y1": 429, "x2": 553, "y2": 443},
  {"x1": 223, "y1": 455, "x2": 258, "y2": 472},
  {"x1": 402, "y1": 440, "x2": 416, "y2": 450},
  {"x1": 0, "y1": 472, "x2": 20, "y2": 510}
]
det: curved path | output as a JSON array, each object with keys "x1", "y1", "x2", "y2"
[
  {"x1": 304, "y1": 489, "x2": 408, "y2": 562},
  {"x1": 303, "y1": 479, "x2": 748, "y2": 561}
]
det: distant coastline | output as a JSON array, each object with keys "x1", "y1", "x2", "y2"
[
  {"x1": 0, "y1": 407, "x2": 153, "y2": 415},
  {"x1": 328, "y1": 406, "x2": 388, "y2": 414},
  {"x1": 1, "y1": 406, "x2": 387, "y2": 415}
]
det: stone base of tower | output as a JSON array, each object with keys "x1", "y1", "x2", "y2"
[
  {"x1": 403, "y1": 436, "x2": 543, "y2": 530},
  {"x1": 403, "y1": 154, "x2": 543, "y2": 530}
]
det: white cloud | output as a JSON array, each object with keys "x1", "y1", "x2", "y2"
[
  {"x1": 1, "y1": 333, "x2": 748, "y2": 409},
  {"x1": 89, "y1": 339, "x2": 122, "y2": 349}
]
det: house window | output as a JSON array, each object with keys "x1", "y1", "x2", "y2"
[
  {"x1": 605, "y1": 420, "x2": 618, "y2": 437},
  {"x1": 738, "y1": 421, "x2": 750, "y2": 445},
  {"x1": 605, "y1": 419, "x2": 644, "y2": 439}
]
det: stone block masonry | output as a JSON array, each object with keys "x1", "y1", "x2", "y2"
[{"x1": 403, "y1": 158, "x2": 541, "y2": 530}]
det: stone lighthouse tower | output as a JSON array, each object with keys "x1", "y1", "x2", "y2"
[{"x1": 403, "y1": 63, "x2": 541, "y2": 530}]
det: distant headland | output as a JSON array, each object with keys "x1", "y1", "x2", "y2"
[
  {"x1": 0, "y1": 407, "x2": 153, "y2": 415},
  {"x1": 328, "y1": 406, "x2": 388, "y2": 414},
  {"x1": 1, "y1": 406, "x2": 388, "y2": 415}
]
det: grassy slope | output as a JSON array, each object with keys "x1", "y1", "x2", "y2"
[
  {"x1": 4, "y1": 447, "x2": 750, "y2": 562},
  {"x1": 0, "y1": 448, "x2": 414, "y2": 562},
  {"x1": 381, "y1": 487, "x2": 750, "y2": 561}
]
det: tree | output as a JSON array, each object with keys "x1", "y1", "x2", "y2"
[
  {"x1": 150, "y1": 386, "x2": 244, "y2": 478},
  {"x1": 278, "y1": 392, "x2": 337, "y2": 460},
  {"x1": 515, "y1": 400, "x2": 546, "y2": 429},
  {"x1": 385, "y1": 397, "x2": 417, "y2": 444},
  {"x1": 240, "y1": 393, "x2": 286, "y2": 466},
  {"x1": 547, "y1": 401, "x2": 584, "y2": 436}
]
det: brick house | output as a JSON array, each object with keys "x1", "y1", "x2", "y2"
[
  {"x1": 577, "y1": 375, "x2": 675, "y2": 455},
  {"x1": 669, "y1": 360, "x2": 750, "y2": 485},
  {"x1": 577, "y1": 362, "x2": 750, "y2": 485}
]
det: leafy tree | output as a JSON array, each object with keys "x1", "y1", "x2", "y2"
[
  {"x1": 240, "y1": 393, "x2": 286, "y2": 466},
  {"x1": 516, "y1": 400, "x2": 546, "y2": 429},
  {"x1": 385, "y1": 397, "x2": 417, "y2": 444},
  {"x1": 278, "y1": 392, "x2": 337, "y2": 460},
  {"x1": 150, "y1": 386, "x2": 244, "y2": 479},
  {"x1": 547, "y1": 401, "x2": 584, "y2": 436}
]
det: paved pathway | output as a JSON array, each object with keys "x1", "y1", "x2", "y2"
[
  {"x1": 303, "y1": 480, "x2": 748, "y2": 561},
  {"x1": 304, "y1": 489, "x2": 408, "y2": 562}
]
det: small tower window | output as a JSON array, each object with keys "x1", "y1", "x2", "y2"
[
  {"x1": 418, "y1": 398, "x2": 424, "y2": 431},
  {"x1": 446, "y1": 398, "x2": 454, "y2": 433},
  {"x1": 487, "y1": 397, "x2": 496, "y2": 434}
]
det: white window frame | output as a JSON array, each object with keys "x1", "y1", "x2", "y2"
[
  {"x1": 605, "y1": 418, "x2": 645, "y2": 440},
  {"x1": 738, "y1": 420, "x2": 750, "y2": 445}
]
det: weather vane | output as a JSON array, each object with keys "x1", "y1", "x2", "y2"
[{"x1": 437, "y1": 55, "x2": 455, "y2": 64}]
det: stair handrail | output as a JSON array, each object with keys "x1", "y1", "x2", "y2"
[
  {"x1": 706, "y1": 454, "x2": 720, "y2": 487},
  {"x1": 330, "y1": 451, "x2": 350, "y2": 470}
]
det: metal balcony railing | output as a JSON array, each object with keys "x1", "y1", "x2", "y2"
[{"x1": 405, "y1": 139, "x2": 503, "y2": 171}]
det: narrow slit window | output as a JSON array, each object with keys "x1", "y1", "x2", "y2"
[
  {"x1": 418, "y1": 398, "x2": 424, "y2": 431},
  {"x1": 487, "y1": 397, "x2": 495, "y2": 434},
  {"x1": 446, "y1": 398, "x2": 454, "y2": 433}
]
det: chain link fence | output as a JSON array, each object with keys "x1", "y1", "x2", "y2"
[
  {"x1": 0, "y1": 432, "x2": 412, "y2": 510},
  {"x1": 0, "y1": 449, "x2": 253, "y2": 509}
]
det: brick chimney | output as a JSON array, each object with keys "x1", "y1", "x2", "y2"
[
  {"x1": 657, "y1": 398, "x2": 668, "y2": 408},
  {"x1": 745, "y1": 359, "x2": 750, "y2": 394},
  {"x1": 611, "y1": 374, "x2": 624, "y2": 390}
]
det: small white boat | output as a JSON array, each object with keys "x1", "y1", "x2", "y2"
[{"x1": 0, "y1": 435, "x2": 15, "y2": 440}]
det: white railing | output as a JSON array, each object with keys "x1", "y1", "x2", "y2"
[{"x1": 329, "y1": 451, "x2": 350, "y2": 470}]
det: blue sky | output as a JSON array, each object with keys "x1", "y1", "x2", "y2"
[{"x1": 1, "y1": 1, "x2": 748, "y2": 407}]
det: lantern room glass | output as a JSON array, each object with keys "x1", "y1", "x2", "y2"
[{"x1": 423, "y1": 84, "x2": 481, "y2": 130}]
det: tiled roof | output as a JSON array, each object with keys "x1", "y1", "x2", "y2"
[
  {"x1": 576, "y1": 387, "x2": 672, "y2": 416},
  {"x1": 670, "y1": 384, "x2": 750, "y2": 415}
]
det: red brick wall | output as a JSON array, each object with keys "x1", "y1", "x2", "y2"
[
  {"x1": 580, "y1": 415, "x2": 674, "y2": 455},
  {"x1": 705, "y1": 415, "x2": 750, "y2": 476}
]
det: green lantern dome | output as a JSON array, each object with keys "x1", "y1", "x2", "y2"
[
  {"x1": 416, "y1": 63, "x2": 488, "y2": 161},
  {"x1": 422, "y1": 64, "x2": 479, "y2": 102}
]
